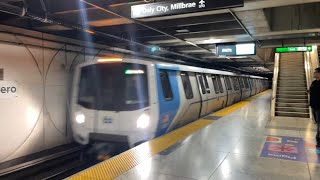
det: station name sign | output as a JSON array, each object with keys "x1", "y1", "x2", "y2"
[
  {"x1": 131, "y1": 0, "x2": 244, "y2": 18},
  {"x1": 217, "y1": 43, "x2": 256, "y2": 56},
  {"x1": 276, "y1": 46, "x2": 312, "y2": 53},
  {"x1": 0, "y1": 81, "x2": 18, "y2": 98}
]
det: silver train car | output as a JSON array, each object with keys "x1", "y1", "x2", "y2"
[{"x1": 70, "y1": 57, "x2": 268, "y2": 148}]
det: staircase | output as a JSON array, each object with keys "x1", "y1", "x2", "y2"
[{"x1": 275, "y1": 52, "x2": 310, "y2": 118}]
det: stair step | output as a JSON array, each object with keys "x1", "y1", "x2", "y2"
[
  {"x1": 277, "y1": 87, "x2": 306, "y2": 90},
  {"x1": 276, "y1": 91, "x2": 307, "y2": 95},
  {"x1": 276, "y1": 90, "x2": 306, "y2": 92},
  {"x1": 276, "y1": 102, "x2": 309, "y2": 108},
  {"x1": 279, "y1": 71, "x2": 305, "y2": 73},
  {"x1": 278, "y1": 84, "x2": 306, "y2": 86},
  {"x1": 278, "y1": 80, "x2": 306, "y2": 82},
  {"x1": 279, "y1": 68, "x2": 305, "y2": 74},
  {"x1": 278, "y1": 85, "x2": 306, "y2": 87},
  {"x1": 275, "y1": 107, "x2": 309, "y2": 113},
  {"x1": 280, "y1": 60, "x2": 304, "y2": 62},
  {"x1": 280, "y1": 71, "x2": 305, "y2": 73},
  {"x1": 280, "y1": 64, "x2": 304, "y2": 66},
  {"x1": 279, "y1": 75, "x2": 305, "y2": 77},
  {"x1": 277, "y1": 85, "x2": 306, "y2": 88},
  {"x1": 280, "y1": 56, "x2": 303, "y2": 58},
  {"x1": 278, "y1": 76, "x2": 306, "y2": 82},
  {"x1": 279, "y1": 73, "x2": 305, "y2": 75},
  {"x1": 277, "y1": 94, "x2": 308, "y2": 99},
  {"x1": 280, "y1": 66, "x2": 304, "y2": 68},
  {"x1": 279, "y1": 74, "x2": 305, "y2": 76},
  {"x1": 276, "y1": 98, "x2": 308, "y2": 103},
  {"x1": 280, "y1": 62, "x2": 304, "y2": 64},
  {"x1": 275, "y1": 111, "x2": 310, "y2": 118},
  {"x1": 280, "y1": 67, "x2": 304, "y2": 68}
]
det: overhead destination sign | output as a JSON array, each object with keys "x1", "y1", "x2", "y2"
[
  {"x1": 276, "y1": 46, "x2": 312, "y2": 53},
  {"x1": 131, "y1": 0, "x2": 244, "y2": 18},
  {"x1": 217, "y1": 43, "x2": 256, "y2": 56}
]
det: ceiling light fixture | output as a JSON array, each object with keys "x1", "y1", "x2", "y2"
[
  {"x1": 203, "y1": 39, "x2": 222, "y2": 44},
  {"x1": 176, "y1": 29, "x2": 190, "y2": 33},
  {"x1": 186, "y1": 41, "x2": 197, "y2": 46}
]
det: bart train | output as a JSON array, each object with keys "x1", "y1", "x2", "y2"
[{"x1": 70, "y1": 58, "x2": 268, "y2": 148}]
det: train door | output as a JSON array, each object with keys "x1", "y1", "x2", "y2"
[
  {"x1": 238, "y1": 77, "x2": 245, "y2": 100},
  {"x1": 155, "y1": 69, "x2": 181, "y2": 136},
  {"x1": 250, "y1": 79, "x2": 254, "y2": 94},
  {"x1": 196, "y1": 73, "x2": 209, "y2": 117},
  {"x1": 205, "y1": 73, "x2": 216, "y2": 114},
  {"x1": 248, "y1": 78, "x2": 253, "y2": 96},
  {"x1": 224, "y1": 76, "x2": 234, "y2": 106},
  {"x1": 208, "y1": 74, "x2": 220, "y2": 113},
  {"x1": 243, "y1": 77, "x2": 250, "y2": 99},
  {"x1": 212, "y1": 74, "x2": 227, "y2": 110},
  {"x1": 251, "y1": 79, "x2": 257, "y2": 95},
  {"x1": 231, "y1": 77, "x2": 241, "y2": 102}
]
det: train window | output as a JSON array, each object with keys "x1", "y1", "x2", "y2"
[
  {"x1": 225, "y1": 76, "x2": 232, "y2": 90},
  {"x1": 244, "y1": 78, "x2": 249, "y2": 88},
  {"x1": 217, "y1": 76, "x2": 224, "y2": 93},
  {"x1": 239, "y1": 77, "x2": 244, "y2": 89},
  {"x1": 233, "y1": 77, "x2": 240, "y2": 90},
  {"x1": 198, "y1": 74, "x2": 206, "y2": 94},
  {"x1": 181, "y1": 72, "x2": 194, "y2": 99},
  {"x1": 211, "y1": 75, "x2": 220, "y2": 94},
  {"x1": 78, "y1": 63, "x2": 149, "y2": 111},
  {"x1": 203, "y1": 74, "x2": 210, "y2": 93},
  {"x1": 160, "y1": 70, "x2": 173, "y2": 101}
]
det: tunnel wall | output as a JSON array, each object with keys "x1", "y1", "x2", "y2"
[{"x1": 0, "y1": 31, "x2": 111, "y2": 163}]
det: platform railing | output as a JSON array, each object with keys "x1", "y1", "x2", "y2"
[{"x1": 271, "y1": 53, "x2": 280, "y2": 120}]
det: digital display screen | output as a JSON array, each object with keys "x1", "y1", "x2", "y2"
[
  {"x1": 217, "y1": 43, "x2": 256, "y2": 56},
  {"x1": 236, "y1": 43, "x2": 256, "y2": 55}
]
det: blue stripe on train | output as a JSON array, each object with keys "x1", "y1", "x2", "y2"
[{"x1": 155, "y1": 65, "x2": 180, "y2": 137}]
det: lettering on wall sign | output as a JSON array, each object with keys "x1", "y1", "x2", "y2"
[{"x1": 0, "y1": 81, "x2": 18, "y2": 98}]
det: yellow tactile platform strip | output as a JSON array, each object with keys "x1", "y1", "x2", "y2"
[
  {"x1": 212, "y1": 90, "x2": 270, "y2": 117},
  {"x1": 68, "y1": 120, "x2": 213, "y2": 180},
  {"x1": 68, "y1": 90, "x2": 270, "y2": 180}
]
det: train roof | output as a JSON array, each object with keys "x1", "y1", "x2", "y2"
[{"x1": 78, "y1": 57, "x2": 268, "y2": 80}]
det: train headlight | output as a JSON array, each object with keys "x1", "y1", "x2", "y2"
[
  {"x1": 137, "y1": 113, "x2": 150, "y2": 129},
  {"x1": 75, "y1": 113, "x2": 85, "y2": 124}
]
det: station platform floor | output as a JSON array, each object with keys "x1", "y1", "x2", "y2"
[{"x1": 69, "y1": 90, "x2": 320, "y2": 180}]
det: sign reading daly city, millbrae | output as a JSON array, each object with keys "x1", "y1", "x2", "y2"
[
  {"x1": 0, "y1": 81, "x2": 18, "y2": 98},
  {"x1": 131, "y1": 0, "x2": 244, "y2": 19}
]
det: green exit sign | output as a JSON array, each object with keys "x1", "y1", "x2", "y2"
[{"x1": 276, "y1": 46, "x2": 312, "y2": 53}]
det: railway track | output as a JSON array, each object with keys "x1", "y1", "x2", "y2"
[{"x1": 0, "y1": 145, "x2": 98, "y2": 180}]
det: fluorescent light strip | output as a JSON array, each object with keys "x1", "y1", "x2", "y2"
[
  {"x1": 125, "y1": 70, "x2": 144, "y2": 74},
  {"x1": 97, "y1": 58, "x2": 123, "y2": 63}
]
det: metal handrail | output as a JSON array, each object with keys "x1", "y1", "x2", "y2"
[
  {"x1": 271, "y1": 53, "x2": 280, "y2": 120},
  {"x1": 305, "y1": 51, "x2": 313, "y2": 120}
]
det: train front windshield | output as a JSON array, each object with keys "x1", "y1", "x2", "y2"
[{"x1": 78, "y1": 63, "x2": 149, "y2": 111}]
